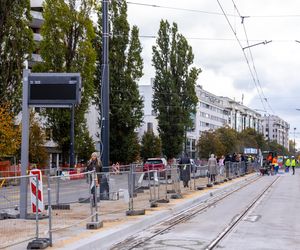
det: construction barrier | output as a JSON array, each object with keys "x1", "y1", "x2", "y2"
[{"x1": 29, "y1": 169, "x2": 44, "y2": 213}]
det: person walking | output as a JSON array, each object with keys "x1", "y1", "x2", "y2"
[
  {"x1": 218, "y1": 155, "x2": 225, "y2": 177},
  {"x1": 285, "y1": 157, "x2": 291, "y2": 173},
  {"x1": 208, "y1": 154, "x2": 218, "y2": 183},
  {"x1": 291, "y1": 156, "x2": 296, "y2": 175},
  {"x1": 179, "y1": 153, "x2": 191, "y2": 188},
  {"x1": 86, "y1": 152, "x2": 102, "y2": 206}
]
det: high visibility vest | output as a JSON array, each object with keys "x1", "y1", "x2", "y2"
[
  {"x1": 291, "y1": 159, "x2": 296, "y2": 167},
  {"x1": 272, "y1": 158, "x2": 278, "y2": 167},
  {"x1": 285, "y1": 159, "x2": 291, "y2": 167}
]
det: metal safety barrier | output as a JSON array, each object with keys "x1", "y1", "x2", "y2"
[{"x1": 0, "y1": 174, "x2": 46, "y2": 249}]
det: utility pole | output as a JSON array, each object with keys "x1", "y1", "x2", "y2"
[
  {"x1": 100, "y1": 0, "x2": 110, "y2": 199},
  {"x1": 70, "y1": 104, "x2": 75, "y2": 168},
  {"x1": 294, "y1": 127, "x2": 296, "y2": 156}
]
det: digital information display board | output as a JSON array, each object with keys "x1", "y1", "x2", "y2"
[{"x1": 28, "y1": 73, "x2": 81, "y2": 106}]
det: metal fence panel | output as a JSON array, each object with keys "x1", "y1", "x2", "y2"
[{"x1": 0, "y1": 175, "x2": 40, "y2": 249}]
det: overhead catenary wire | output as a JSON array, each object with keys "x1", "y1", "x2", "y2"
[
  {"x1": 231, "y1": 0, "x2": 275, "y2": 115},
  {"x1": 216, "y1": 0, "x2": 268, "y2": 113},
  {"x1": 127, "y1": 1, "x2": 300, "y2": 19}
]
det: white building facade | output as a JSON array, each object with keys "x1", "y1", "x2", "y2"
[{"x1": 262, "y1": 115, "x2": 289, "y2": 149}]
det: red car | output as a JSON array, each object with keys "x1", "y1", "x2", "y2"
[{"x1": 143, "y1": 158, "x2": 167, "y2": 173}]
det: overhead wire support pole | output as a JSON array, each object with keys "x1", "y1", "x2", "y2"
[
  {"x1": 100, "y1": 0, "x2": 110, "y2": 199},
  {"x1": 242, "y1": 40, "x2": 272, "y2": 50}
]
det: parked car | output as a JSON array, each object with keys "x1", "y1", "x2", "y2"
[{"x1": 143, "y1": 158, "x2": 167, "y2": 178}]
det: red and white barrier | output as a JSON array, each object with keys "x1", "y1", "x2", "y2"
[{"x1": 30, "y1": 169, "x2": 44, "y2": 213}]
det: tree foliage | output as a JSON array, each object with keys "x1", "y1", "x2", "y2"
[
  {"x1": 238, "y1": 128, "x2": 265, "y2": 152},
  {"x1": 152, "y1": 20, "x2": 200, "y2": 159},
  {"x1": 197, "y1": 130, "x2": 225, "y2": 159},
  {"x1": 29, "y1": 112, "x2": 48, "y2": 166},
  {"x1": 95, "y1": 1, "x2": 144, "y2": 164},
  {"x1": 140, "y1": 131, "x2": 162, "y2": 160},
  {"x1": 33, "y1": 0, "x2": 96, "y2": 162},
  {"x1": 215, "y1": 126, "x2": 238, "y2": 154},
  {"x1": 0, "y1": 0, "x2": 34, "y2": 114},
  {"x1": 0, "y1": 103, "x2": 21, "y2": 157},
  {"x1": 197, "y1": 127, "x2": 267, "y2": 159},
  {"x1": 267, "y1": 140, "x2": 289, "y2": 156}
]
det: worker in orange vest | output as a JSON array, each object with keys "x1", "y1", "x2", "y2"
[{"x1": 272, "y1": 156, "x2": 279, "y2": 175}]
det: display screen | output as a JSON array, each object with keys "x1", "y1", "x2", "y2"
[{"x1": 30, "y1": 84, "x2": 76, "y2": 100}]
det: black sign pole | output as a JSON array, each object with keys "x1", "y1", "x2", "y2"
[
  {"x1": 100, "y1": 0, "x2": 110, "y2": 200},
  {"x1": 70, "y1": 104, "x2": 75, "y2": 168}
]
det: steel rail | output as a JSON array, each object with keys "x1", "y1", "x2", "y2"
[
  {"x1": 206, "y1": 176, "x2": 280, "y2": 250},
  {"x1": 111, "y1": 174, "x2": 262, "y2": 250}
]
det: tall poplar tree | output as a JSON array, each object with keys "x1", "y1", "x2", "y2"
[
  {"x1": 152, "y1": 20, "x2": 200, "y2": 159},
  {"x1": 95, "y1": 1, "x2": 144, "y2": 164},
  {"x1": 0, "y1": 0, "x2": 34, "y2": 113},
  {"x1": 34, "y1": 0, "x2": 96, "y2": 162}
]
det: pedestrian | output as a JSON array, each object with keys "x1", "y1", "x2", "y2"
[
  {"x1": 285, "y1": 156, "x2": 291, "y2": 173},
  {"x1": 291, "y1": 156, "x2": 296, "y2": 175},
  {"x1": 272, "y1": 155, "x2": 279, "y2": 175},
  {"x1": 179, "y1": 153, "x2": 191, "y2": 188},
  {"x1": 208, "y1": 154, "x2": 218, "y2": 183},
  {"x1": 86, "y1": 152, "x2": 101, "y2": 206},
  {"x1": 219, "y1": 155, "x2": 225, "y2": 176}
]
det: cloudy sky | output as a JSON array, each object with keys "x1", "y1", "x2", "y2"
[{"x1": 127, "y1": 0, "x2": 300, "y2": 145}]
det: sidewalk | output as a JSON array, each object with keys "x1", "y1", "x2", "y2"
[{"x1": 50, "y1": 174, "x2": 257, "y2": 250}]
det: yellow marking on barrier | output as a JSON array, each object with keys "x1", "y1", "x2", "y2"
[{"x1": 0, "y1": 179, "x2": 6, "y2": 188}]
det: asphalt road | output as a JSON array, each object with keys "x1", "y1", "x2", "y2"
[{"x1": 127, "y1": 170, "x2": 300, "y2": 250}]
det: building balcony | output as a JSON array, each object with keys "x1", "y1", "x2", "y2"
[
  {"x1": 30, "y1": 10, "x2": 44, "y2": 28},
  {"x1": 31, "y1": 0, "x2": 43, "y2": 8},
  {"x1": 33, "y1": 33, "x2": 43, "y2": 42}
]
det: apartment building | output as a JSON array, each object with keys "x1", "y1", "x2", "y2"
[
  {"x1": 219, "y1": 96, "x2": 262, "y2": 133},
  {"x1": 262, "y1": 115, "x2": 289, "y2": 149},
  {"x1": 185, "y1": 85, "x2": 229, "y2": 158},
  {"x1": 29, "y1": 0, "x2": 43, "y2": 68}
]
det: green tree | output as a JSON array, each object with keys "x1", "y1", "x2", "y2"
[
  {"x1": 197, "y1": 130, "x2": 225, "y2": 159},
  {"x1": 33, "y1": 0, "x2": 96, "y2": 162},
  {"x1": 0, "y1": 0, "x2": 34, "y2": 114},
  {"x1": 288, "y1": 140, "x2": 296, "y2": 155},
  {"x1": 29, "y1": 112, "x2": 48, "y2": 167},
  {"x1": 152, "y1": 20, "x2": 200, "y2": 159},
  {"x1": 215, "y1": 126, "x2": 238, "y2": 154},
  {"x1": 95, "y1": 1, "x2": 144, "y2": 164},
  {"x1": 140, "y1": 131, "x2": 162, "y2": 160},
  {"x1": 0, "y1": 103, "x2": 21, "y2": 157},
  {"x1": 238, "y1": 128, "x2": 266, "y2": 152},
  {"x1": 267, "y1": 140, "x2": 289, "y2": 156}
]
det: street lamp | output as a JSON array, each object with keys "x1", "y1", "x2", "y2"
[{"x1": 294, "y1": 127, "x2": 296, "y2": 156}]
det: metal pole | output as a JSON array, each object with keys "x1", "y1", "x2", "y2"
[
  {"x1": 294, "y1": 127, "x2": 296, "y2": 155},
  {"x1": 35, "y1": 175, "x2": 39, "y2": 240},
  {"x1": 20, "y1": 69, "x2": 30, "y2": 219},
  {"x1": 70, "y1": 104, "x2": 75, "y2": 168},
  {"x1": 100, "y1": 0, "x2": 110, "y2": 200},
  {"x1": 47, "y1": 175, "x2": 53, "y2": 246}
]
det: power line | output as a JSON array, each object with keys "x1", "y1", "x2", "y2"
[
  {"x1": 231, "y1": 0, "x2": 274, "y2": 115},
  {"x1": 127, "y1": 1, "x2": 300, "y2": 19},
  {"x1": 139, "y1": 35, "x2": 298, "y2": 43},
  {"x1": 127, "y1": 1, "x2": 236, "y2": 17},
  {"x1": 216, "y1": 0, "x2": 268, "y2": 113}
]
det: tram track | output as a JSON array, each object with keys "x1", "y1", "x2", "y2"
[
  {"x1": 206, "y1": 175, "x2": 280, "y2": 250},
  {"x1": 111, "y1": 174, "x2": 264, "y2": 250}
]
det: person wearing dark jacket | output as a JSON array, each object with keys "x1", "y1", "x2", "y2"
[{"x1": 179, "y1": 154, "x2": 191, "y2": 188}]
